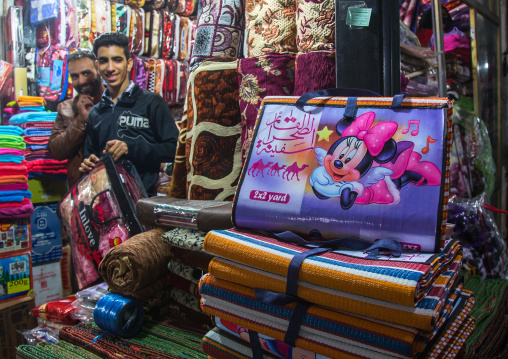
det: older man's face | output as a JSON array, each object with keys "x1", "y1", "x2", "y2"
[{"x1": 68, "y1": 57, "x2": 102, "y2": 95}]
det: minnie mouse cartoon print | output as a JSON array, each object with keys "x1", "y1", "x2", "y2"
[{"x1": 309, "y1": 112, "x2": 442, "y2": 209}]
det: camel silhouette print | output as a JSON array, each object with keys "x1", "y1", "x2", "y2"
[
  {"x1": 282, "y1": 162, "x2": 309, "y2": 181},
  {"x1": 248, "y1": 159, "x2": 274, "y2": 177},
  {"x1": 269, "y1": 163, "x2": 287, "y2": 176}
]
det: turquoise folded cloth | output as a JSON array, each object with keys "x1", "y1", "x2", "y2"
[
  {"x1": 0, "y1": 126, "x2": 24, "y2": 136},
  {"x1": 8, "y1": 112, "x2": 57, "y2": 125},
  {"x1": 0, "y1": 155, "x2": 24, "y2": 163},
  {"x1": 18, "y1": 106, "x2": 46, "y2": 111}
]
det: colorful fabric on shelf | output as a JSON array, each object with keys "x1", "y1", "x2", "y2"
[
  {"x1": 200, "y1": 274, "x2": 466, "y2": 358},
  {"x1": 162, "y1": 227, "x2": 206, "y2": 252},
  {"x1": 168, "y1": 258, "x2": 203, "y2": 284},
  {"x1": 190, "y1": 0, "x2": 245, "y2": 68},
  {"x1": 294, "y1": 50, "x2": 336, "y2": 96},
  {"x1": 204, "y1": 228, "x2": 463, "y2": 306},
  {"x1": 0, "y1": 197, "x2": 33, "y2": 218},
  {"x1": 8, "y1": 111, "x2": 57, "y2": 125},
  {"x1": 0, "y1": 148, "x2": 25, "y2": 156},
  {"x1": 0, "y1": 183, "x2": 29, "y2": 191},
  {"x1": 462, "y1": 276, "x2": 508, "y2": 358},
  {"x1": 17, "y1": 96, "x2": 46, "y2": 107},
  {"x1": 185, "y1": 60, "x2": 242, "y2": 201},
  {"x1": 0, "y1": 135, "x2": 27, "y2": 150},
  {"x1": 0, "y1": 125, "x2": 24, "y2": 136},
  {"x1": 22, "y1": 136, "x2": 51, "y2": 145},
  {"x1": 245, "y1": 0, "x2": 297, "y2": 57},
  {"x1": 0, "y1": 190, "x2": 32, "y2": 202},
  {"x1": 23, "y1": 128, "x2": 52, "y2": 137},
  {"x1": 18, "y1": 106, "x2": 46, "y2": 112},
  {"x1": 237, "y1": 53, "x2": 295, "y2": 162},
  {"x1": 59, "y1": 324, "x2": 181, "y2": 359},
  {"x1": 27, "y1": 159, "x2": 67, "y2": 172},
  {"x1": 0, "y1": 155, "x2": 25, "y2": 163},
  {"x1": 167, "y1": 114, "x2": 187, "y2": 198},
  {"x1": 98, "y1": 229, "x2": 173, "y2": 300},
  {"x1": 19, "y1": 121, "x2": 55, "y2": 129},
  {"x1": 0, "y1": 175, "x2": 28, "y2": 185},
  {"x1": 202, "y1": 328, "x2": 279, "y2": 359},
  {"x1": 170, "y1": 246, "x2": 212, "y2": 272},
  {"x1": 213, "y1": 317, "x2": 332, "y2": 359},
  {"x1": 208, "y1": 252, "x2": 463, "y2": 331},
  {"x1": 295, "y1": 0, "x2": 335, "y2": 52},
  {"x1": 424, "y1": 290, "x2": 475, "y2": 358}
]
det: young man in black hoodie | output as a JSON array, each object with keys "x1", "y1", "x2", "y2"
[{"x1": 79, "y1": 33, "x2": 178, "y2": 196}]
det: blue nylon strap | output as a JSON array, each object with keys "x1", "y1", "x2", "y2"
[
  {"x1": 295, "y1": 88, "x2": 382, "y2": 111},
  {"x1": 255, "y1": 231, "x2": 403, "y2": 351},
  {"x1": 286, "y1": 247, "x2": 329, "y2": 297},
  {"x1": 272, "y1": 231, "x2": 403, "y2": 256},
  {"x1": 391, "y1": 92, "x2": 408, "y2": 109},
  {"x1": 344, "y1": 97, "x2": 358, "y2": 119},
  {"x1": 248, "y1": 330, "x2": 263, "y2": 359},
  {"x1": 255, "y1": 289, "x2": 297, "y2": 305},
  {"x1": 283, "y1": 301, "x2": 311, "y2": 347}
]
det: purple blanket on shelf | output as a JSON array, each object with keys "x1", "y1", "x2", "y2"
[
  {"x1": 237, "y1": 53, "x2": 295, "y2": 163},
  {"x1": 294, "y1": 50, "x2": 336, "y2": 96}
]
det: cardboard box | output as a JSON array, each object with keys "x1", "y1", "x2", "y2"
[
  {"x1": 60, "y1": 244, "x2": 73, "y2": 297},
  {"x1": 28, "y1": 177, "x2": 68, "y2": 205},
  {"x1": 0, "y1": 219, "x2": 31, "y2": 258},
  {"x1": 32, "y1": 261, "x2": 63, "y2": 307},
  {"x1": 13, "y1": 67, "x2": 27, "y2": 100},
  {"x1": 0, "y1": 293, "x2": 37, "y2": 359},
  {"x1": 30, "y1": 204, "x2": 63, "y2": 265},
  {"x1": 0, "y1": 254, "x2": 32, "y2": 303}
]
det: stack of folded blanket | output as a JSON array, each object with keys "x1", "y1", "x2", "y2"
[
  {"x1": 199, "y1": 228, "x2": 476, "y2": 359},
  {"x1": 26, "y1": 159, "x2": 67, "y2": 178},
  {"x1": 8, "y1": 97, "x2": 66, "y2": 178},
  {"x1": 0, "y1": 125, "x2": 33, "y2": 218}
]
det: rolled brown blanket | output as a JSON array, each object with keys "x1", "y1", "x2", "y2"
[{"x1": 98, "y1": 229, "x2": 172, "y2": 300}]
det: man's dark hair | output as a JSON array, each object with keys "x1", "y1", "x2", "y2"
[
  {"x1": 93, "y1": 32, "x2": 130, "y2": 60},
  {"x1": 68, "y1": 49, "x2": 96, "y2": 63}
]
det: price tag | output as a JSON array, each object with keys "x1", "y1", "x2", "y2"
[
  {"x1": 346, "y1": 7, "x2": 372, "y2": 27},
  {"x1": 7, "y1": 278, "x2": 30, "y2": 294}
]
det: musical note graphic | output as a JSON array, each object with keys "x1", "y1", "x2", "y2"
[
  {"x1": 401, "y1": 119, "x2": 420, "y2": 136},
  {"x1": 422, "y1": 135, "x2": 437, "y2": 154}
]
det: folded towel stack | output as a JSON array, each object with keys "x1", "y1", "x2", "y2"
[{"x1": 0, "y1": 126, "x2": 33, "y2": 218}]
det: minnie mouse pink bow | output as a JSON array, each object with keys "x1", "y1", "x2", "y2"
[{"x1": 341, "y1": 112, "x2": 398, "y2": 156}]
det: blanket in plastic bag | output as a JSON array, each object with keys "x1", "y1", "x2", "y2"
[{"x1": 58, "y1": 154, "x2": 146, "y2": 289}]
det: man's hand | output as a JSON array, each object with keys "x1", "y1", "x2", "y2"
[
  {"x1": 75, "y1": 94, "x2": 94, "y2": 120},
  {"x1": 104, "y1": 140, "x2": 128, "y2": 161},
  {"x1": 79, "y1": 154, "x2": 99, "y2": 173}
]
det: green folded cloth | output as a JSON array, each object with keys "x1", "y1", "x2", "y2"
[
  {"x1": 0, "y1": 134, "x2": 26, "y2": 150},
  {"x1": 464, "y1": 276, "x2": 508, "y2": 357},
  {"x1": 17, "y1": 341, "x2": 102, "y2": 359}
]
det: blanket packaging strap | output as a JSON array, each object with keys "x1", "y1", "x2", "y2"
[{"x1": 233, "y1": 95, "x2": 453, "y2": 252}]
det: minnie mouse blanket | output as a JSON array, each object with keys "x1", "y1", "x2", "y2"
[
  {"x1": 233, "y1": 95, "x2": 453, "y2": 252},
  {"x1": 57, "y1": 154, "x2": 146, "y2": 289}
]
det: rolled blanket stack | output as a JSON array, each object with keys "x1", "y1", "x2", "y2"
[
  {"x1": 0, "y1": 125, "x2": 33, "y2": 218},
  {"x1": 199, "y1": 228, "x2": 476, "y2": 359}
]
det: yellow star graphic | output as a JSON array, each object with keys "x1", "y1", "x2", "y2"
[{"x1": 317, "y1": 126, "x2": 334, "y2": 142}]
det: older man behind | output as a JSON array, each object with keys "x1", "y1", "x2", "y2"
[{"x1": 48, "y1": 50, "x2": 105, "y2": 187}]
